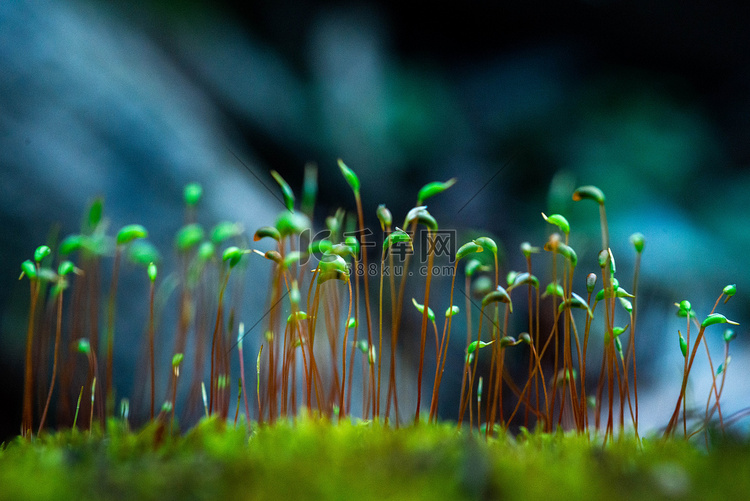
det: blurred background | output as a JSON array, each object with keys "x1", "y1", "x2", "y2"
[{"x1": 1, "y1": 0, "x2": 749, "y2": 441}]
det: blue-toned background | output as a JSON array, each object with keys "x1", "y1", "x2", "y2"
[{"x1": 1, "y1": 0, "x2": 748, "y2": 440}]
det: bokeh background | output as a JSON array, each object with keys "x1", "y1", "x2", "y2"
[{"x1": 2, "y1": 0, "x2": 749, "y2": 441}]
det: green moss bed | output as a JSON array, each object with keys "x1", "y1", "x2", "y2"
[{"x1": 2, "y1": 418, "x2": 749, "y2": 500}]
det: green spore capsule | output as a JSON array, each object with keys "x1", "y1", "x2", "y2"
[
  {"x1": 456, "y1": 241, "x2": 482, "y2": 261},
  {"x1": 211, "y1": 221, "x2": 244, "y2": 244},
  {"x1": 467, "y1": 339, "x2": 494, "y2": 354},
  {"x1": 542, "y1": 213, "x2": 570, "y2": 234},
  {"x1": 175, "y1": 224, "x2": 205, "y2": 251},
  {"x1": 411, "y1": 298, "x2": 435, "y2": 322},
  {"x1": 630, "y1": 232, "x2": 645, "y2": 254},
  {"x1": 128, "y1": 241, "x2": 161, "y2": 266},
  {"x1": 723, "y1": 328, "x2": 737, "y2": 343},
  {"x1": 481, "y1": 286, "x2": 513, "y2": 312},
  {"x1": 376, "y1": 204, "x2": 392, "y2": 230},
  {"x1": 701, "y1": 313, "x2": 739, "y2": 328},
  {"x1": 184, "y1": 182, "x2": 203, "y2": 207},
  {"x1": 34, "y1": 245, "x2": 51, "y2": 263},
  {"x1": 417, "y1": 178, "x2": 457, "y2": 205},
  {"x1": 572, "y1": 185, "x2": 606, "y2": 205},
  {"x1": 147, "y1": 262, "x2": 157, "y2": 283},
  {"x1": 270, "y1": 170, "x2": 295, "y2": 212},
  {"x1": 472, "y1": 237, "x2": 497, "y2": 256},
  {"x1": 20, "y1": 260, "x2": 37, "y2": 280},
  {"x1": 337, "y1": 159, "x2": 360, "y2": 194},
  {"x1": 116, "y1": 225, "x2": 148, "y2": 246}
]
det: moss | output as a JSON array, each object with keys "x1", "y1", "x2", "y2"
[{"x1": 2, "y1": 419, "x2": 749, "y2": 500}]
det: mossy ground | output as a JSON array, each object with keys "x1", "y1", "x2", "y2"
[{"x1": 2, "y1": 417, "x2": 748, "y2": 501}]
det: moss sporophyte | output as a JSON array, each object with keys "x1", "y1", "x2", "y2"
[{"x1": 11, "y1": 166, "x2": 744, "y2": 458}]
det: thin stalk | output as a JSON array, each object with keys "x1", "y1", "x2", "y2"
[
  {"x1": 22, "y1": 271, "x2": 40, "y2": 438},
  {"x1": 38, "y1": 284, "x2": 64, "y2": 433},
  {"x1": 208, "y1": 269, "x2": 230, "y2": 415},
  {"x1": 105, "y1": 248, "x2": 122, "y2": 418},
  {"x1": 338, "y1": 278, "x2": 353, "y2": 422},
  {"x1": 415, "y1": 230, "x2": 435, "y2": 424},
  {"x1": 353, "y1": 193, "x2": 376, "y2": 417},
  {"x1": 148, "y1": 278, "x2": 156, "y2": 420},
  {"x1": 429, "y1": 261, "x2": 460, "y2": 422}
]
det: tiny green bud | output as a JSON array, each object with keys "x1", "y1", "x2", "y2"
[
  {"x1": 197, "y1": 241, "x2": 215, "y2": 262},
  {"x1": 417, "y1": 178, "x2": 457, "y2": 205},
  {"x1": 701, "y1": 313, "x2": 739, "y2": 328},
  {"x1": 337, "y1": 159, "x2": 360, "y2": 194},
  {"x1": 614, "y1": 336, "x2": 623, "y2": 359},
  {"x1": 275, "y1": 212, "x2": 311, "y2": 237},
  {"x1": 723, "y1": 284, "x2": 736, "y2": 304},
  {"x1": 211, "y1": 221, "x2": 244, "y2": 244},
  {"x1": 147, "y1": 262, "x2": 157, "y2": 282},
  {"x1": 679, "y1": 300, "x2": 691, "y2": 312},
  {"x1": 678, "y1": 331, "x2": 688, "y2": 358},
  {"x1": 456, "y1": 241, "x2": 482, "y2": 262},
  {"x1": 87, "y1": 198, "x2": 104, "y2": 229},
  {"x1": 481, "y1": 286, "x2": 513, "y2": 312},
  {"x1": 508, "y1": 272, "x2": 539, "y2": 291},
  {"x1": 619, "y1": 297, "x2": 633, "y2": 314},
  {"x1": 403, "y1": 206, "x2": 438, "y2": 231},
  {"x1": 598, "y1": 249, "x2": 609, "y2": 268},
  {"x1": 262, "y1": 250, "x2": 282, "y2": 264},
  {"x1": 344, "y1": 236, "x2": 360, "y2": 256},
  {"x1": 499, "y1": 336, "x2": 517, "y2": 348},
  {"x1": 34, "y1": 245, "x2": 51, "y2": 263},
  {"x1": 128, "y1": 241, "x2": 161, "y2": 266},
  {"x1": 612, "y1": 325, "x2": 628, "y2": 337},
  {"x1": 59, "y1": 234, "x2": 84, "y2": 256},
  {"x1": 161, "y1": 401, "x2": 173, "y2": 413},
  {"x1": 520, "y1": 242, "x2": 540, "y2": 258},
  {"x1": 308, "y1": 239, "x2": 333, "y2": 255},
  {"x1": 464, "y1": 259, "x2": 484, "y2": 278},
  {"x1": 630, "y1": 232, "x2": 645, "y2": 254},
  {"x1": 506, "y1": 270, "x2": 518, "y2": 286},
  {"x1": 559, "y1": 292, "x2": 593, "y2": 318},
  {"x1": 347, "y1": 318, "x2": 357, "y2": 329},
  {"x1": 58, "y1": 261, "x2": 76, "y2": 277},
  {"x1": 445, "y1": 305, "x2": 459, "y2": 318},
  {"x1": 586, "y1": 273, "x2": 597, "y2": 293},
  {"x1": 572, "y1": 185, "x2": 605, "y2": 205},
  {"x1": 467, "y1": 339, "x2": 494, "y2": 354},
  {"x1": 543, "y1": 281, "x2": 564, "y2": 298},
  {"x1": 172, "y1": 353, "x2": 184, "y2": 368},
  {"x1": 472, "y1": 237, "x2": 497, "y2": 257},
  {"x1": 20, "y1": 260, "x2": 37, "y2": 280},
  {"x1": 290, "y1": 280, "x2": 301, "y2": 308},
  {"x1": 376, "y1": 204, "x2": 392, "y2": 230},
  {"x1": 723, "y1": 328, "x2": 737, "y2": 343},
  {"x1": 519, "y1": 333, "x2": 532, "y2": 344},
  {"x1": 175, "y1": 224, "x2": 205, "y2": 251},
  {"x1": 283, "y1": 251, "x2": 303, "y2": 269},
  {"x1": 541, "y1": 213, "x2": 570, "y2": 234},
  {"x1": 77, "y1": 338, "x2": 91, "y2": 355},
  {"x1": 116, "y1": 225, "x2": 148, "y2": 246},
  {"x1": 411, "y1": 298, "x2": 435, "y2": 322},
  {"x1": 287, "y1": 311, "x2": 308, "y2": 324},
  {"x1": 270, "y1": 170, "x2": 295, "y2": 212},
  {"x1": 222, "y1": 246, "x2": 244, "y2": 268},
  {"x1": 184, "y1": 182, "x2": 203, "y2": 207},
  {"x1": 383, "y1": 229, "x2": 412, "y2": 254},
  {"x1": 472, "y1": 276, "x2": 494, "y2": 298}
]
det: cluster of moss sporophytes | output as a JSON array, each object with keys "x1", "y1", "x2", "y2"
[{"x1": 15, "y1": 162, "x2": 742, "y2": 445}]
